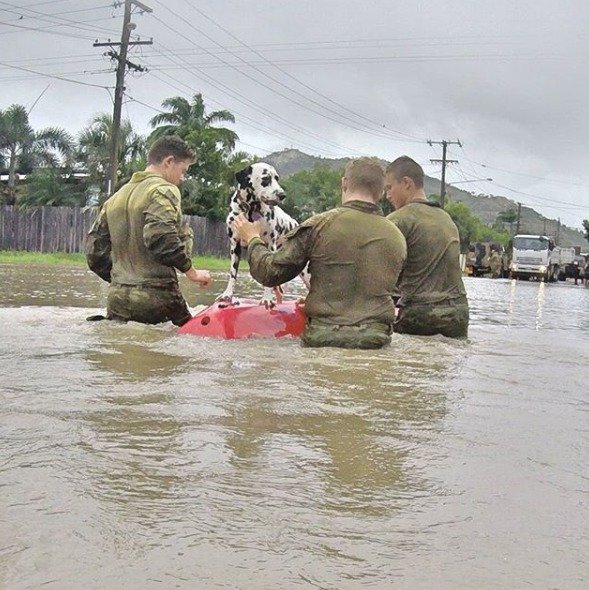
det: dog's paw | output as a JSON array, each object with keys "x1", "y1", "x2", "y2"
[
  {"x1": 259, "y1": 295, "x2": 276, "y2": 309},
  {"x1": 216, "y1": 292, "x2": 234, "y2": 306}
]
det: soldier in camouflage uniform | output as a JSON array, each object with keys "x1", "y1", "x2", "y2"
[
  {"x1": 86, "y1": 136, "x2": 211, "y2": 326},
  {"x1": 385, "y1": 156, "x2": 469, "y2": 338},
  {"x1": 233, "y1": 158, "x2": 407, "y2": 349},
  {"x1": 489, "y1": 248, "x2": 502, "y2": 278}
]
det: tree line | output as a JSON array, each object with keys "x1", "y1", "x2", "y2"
[{"x1": 2, "y1": 93, "x2": 576, "y2": 251}]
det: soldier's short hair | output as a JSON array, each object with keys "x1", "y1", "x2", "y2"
[
  {"x1": 147, "y1": 135, "x2": 195, "y2": 164},
  {"x1": 344, "y1": 157, "x2": 385, "y2": 199},
  {"x1": 386, "y1": 156, "x2": 424, "y2": 188}
]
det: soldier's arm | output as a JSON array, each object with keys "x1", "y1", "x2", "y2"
[
  {"x1": 143, "y1": 187, "x2": 192, "y2": 273},
  {"x1": 86, "y1": 207, "x2": 112, "y2": 282},
  {"x1": 247, "y1": 224, "x2": 313, "y2": 287}
]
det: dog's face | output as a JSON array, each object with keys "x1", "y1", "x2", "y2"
[{"x1": 235, "y1": 162, "x2": 285, "y2": 206}]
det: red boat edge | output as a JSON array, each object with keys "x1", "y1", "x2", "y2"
[{"x1": 177, "y1": 298, "x2": 306, "y2": 339}]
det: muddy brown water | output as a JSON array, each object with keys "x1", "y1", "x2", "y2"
[{"x1": 0, "y1": 263, "x2": 587, "y2": 589}]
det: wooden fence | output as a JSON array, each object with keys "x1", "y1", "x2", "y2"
[{"x1": 0, "y1": 205, "x2": 229, "y2": 257}]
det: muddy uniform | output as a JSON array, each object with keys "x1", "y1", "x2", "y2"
[
  {"x1": 489, "y1": 251, "x2": 501, "y2": 278},
  {"x1": 246, "y1": 200, "x2": 407, "y2": 349},
  {"x1": 387, "y1": 201, "x2": 469, "y2": 338},
  {"x1": 86, "y1": 171, "x2": 193, "y2": 326}
]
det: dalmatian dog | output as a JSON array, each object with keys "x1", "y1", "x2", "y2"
[{"x1": 218, "y1": 162, "x2": 310, "y2": 307}]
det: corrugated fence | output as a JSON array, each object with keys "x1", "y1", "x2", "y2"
[{"x1": 0, "y1": 205, "x2": 229, "y2": 257}]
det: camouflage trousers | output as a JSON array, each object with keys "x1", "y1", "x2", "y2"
[
  {"x1": 302, "y1": 318, "x2": 392, "y2": 349},
  {"x1": 107, "y1": 283, "x2": 192, "y2": 326},
  {"x1": 394, "y1": 297, "x2": 469, "y2": 339}
]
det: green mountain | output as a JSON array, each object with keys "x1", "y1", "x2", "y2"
[{"x1": 264, "y1": 149, "x2": 585, "y2": 248}]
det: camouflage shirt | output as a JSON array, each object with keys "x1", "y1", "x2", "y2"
[
  {"x1": 387, "y1": 201, "x2": 466, "y2": 306},
  {"x1": 247, "y1": 200, "x2": 407, "y2": 326},
  {"x1": 86, "y1": 171, "x2": 192, "y2": 287}
]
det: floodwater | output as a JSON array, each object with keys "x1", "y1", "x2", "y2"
[{"x1": 0, "y1": 263, "x2": 587, "y2": 590}]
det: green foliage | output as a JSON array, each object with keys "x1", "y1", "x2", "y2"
[
  {"x1": 280, "y1": 165, "x2": 342, "y2": 220},
  {"x1": 444, "y1": 200, "x2": 510, "y2": 251},
  {"x1": 0, "y1": 104, "x2": 74, "y2": 204},
  {"x1": 149, "y1": 93, "x2": 243, "y2": 220},
  {"x1": 444, "y1": 201, "x2": 481, "y2": 251},
  {"x1": 582, "y1": 219, "x2": 589, "y2": 244},
  {"x1": 77, "y1": 113, "x2": 146, "y2": 198},
  {"x1": 18, "y1": 168, "x2": 86, "y2": 208},
  {"x1": 496, "y1": 209, "x2": 518, "y2": 223}
]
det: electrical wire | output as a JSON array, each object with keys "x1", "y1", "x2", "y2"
[
  {"x1": 178, "y1": 0, "x2": 426, "y2": 143},
  {"x1": 0, "y1": 60, "x2": 113, "y2": 88},
  {"x1": 150, "y1": 6, "x2": 424, "y2": 145}
]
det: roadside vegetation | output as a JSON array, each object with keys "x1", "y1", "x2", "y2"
[{"x1": 0, "y1": 251, "x2": 236, "y2": 271}]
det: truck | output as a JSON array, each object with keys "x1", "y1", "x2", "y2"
[{"x1": 510, "y1": 234, "x2": 573, "y2": 282}]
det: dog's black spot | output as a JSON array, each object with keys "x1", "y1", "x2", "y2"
[
  {"x1": 235, "y1": 166, "x2": 254, "y2": 189},
  {"x1": 260, "y1": 176, "x2": 271, "y2": 188}
]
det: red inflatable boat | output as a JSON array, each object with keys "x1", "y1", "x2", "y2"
[{"x1": 178, "y1": 298, "x2": 306, "y2": 340}]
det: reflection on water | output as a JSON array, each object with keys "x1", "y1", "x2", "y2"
[
  {"x1": 1, "y1": 266, "x2": 588, "y2": 589},
  {"x1": 535, "y1": 280, "x2": 545, "y2": 330}
]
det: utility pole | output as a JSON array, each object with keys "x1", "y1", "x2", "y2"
[
  {"x1": 428, "y1": 139, "x2": 461, "y2": 208},
  {"x1": 515, "y1": 202, "x2": 522, "y2": 234},
  {"x1": 556, "y1": 218, "x2": 561, "y2": 245},
  {"x1": 94, "y1": 0, "x2": 152, "y2": 196}
]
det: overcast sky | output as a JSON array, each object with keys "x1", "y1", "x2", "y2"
[{"x1": 2, "y1": 0, "x2": 588, "y2": 229}]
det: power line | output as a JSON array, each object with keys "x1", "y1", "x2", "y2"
[
  {"x1": 0, "y1": 1, "x2": 123, "y2": 37},
  {"x1": 0, "y1": 60, "x2": 113, "y2": 88},
  {"x1": 2, "y1": 2, "x2": 113, "y2": 21},
  {"x1": 450, "y1": 147, "x2": 589, "y2": 189},
  {"x1": 179, "y1": 0, "x2": 425, "y2": 143},
  {"x1": 148, "y1": 39, "x2": 374, "y2": 157},
  {"x1": 0, "y1": 19, "x2": 95, "y2": 39},
  {"x1": 151, "y1": 5, "x2": 424, "y2": 145},
  {"x1": 144, "y1": 68, "x2": 350, "y2": 157},
  {"x1": 142, "y1": 56, "x2": 354, "y2": 157}
]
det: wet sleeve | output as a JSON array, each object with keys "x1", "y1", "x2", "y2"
[
  {"x1": 85, "y1": 206, "x2": 112, "y2": 282},
  {"x1": 246, "y1": 224, "x2": 313, "y2": 286},
  {"x1": 143, "y1": 187, "x2": 192, "y2": 273}
]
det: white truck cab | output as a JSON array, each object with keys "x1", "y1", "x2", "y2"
[{"x1": 510, "y1": 234, "x2": 571, "y2": 282}]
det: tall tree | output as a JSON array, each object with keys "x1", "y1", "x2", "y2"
[
  {"x1": 582, "y1": 219, "x2": 589, "y2": 245},
  {"x1": 149, "y1": 94, "x2": 240, "y2": 219},
  {"x1": 0, "y1": 104, "x2": 73, "y2": 204},
  {"x1": 149, "y1": 94, "x2": 238, "y2": 151},
  {"x1": 77, "y1": 113, "x2": 145, "y2": 198},
  {"x1": 280, "y1": 165, "x2": 342, "y2": 220}
]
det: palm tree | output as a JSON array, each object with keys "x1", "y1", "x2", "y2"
[
  {"x1": 149, "y1": 93, "x2": 238, "y2": 152},
  {"x1": 0, "y1": 104, "x2": 74, "y2": 204},
  {"x1": 77, "y1": 113, "x2": 145, "y2": 196},
  {"x1": 148, "y1": 94, "x2": 241, "y2": 220}
]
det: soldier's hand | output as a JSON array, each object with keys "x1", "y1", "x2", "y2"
[
  {"x1": 185, "y1": 267, "x2": 212, "y2": 288},
  {"x1": 233, "y1": 214, "x2": 261, "y2": 246}
]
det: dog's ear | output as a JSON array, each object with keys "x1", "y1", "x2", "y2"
[{"x1": 235, "y1": 166, "x2": 253, "y2": 188}]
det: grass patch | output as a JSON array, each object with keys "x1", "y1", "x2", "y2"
[{"x1": 0, "y1": 250, "x2": 239, "y2": 270}]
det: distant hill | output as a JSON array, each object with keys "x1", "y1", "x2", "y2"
[{"x1": 264, "y1": 149, "x2": 585, "y2": 249}]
